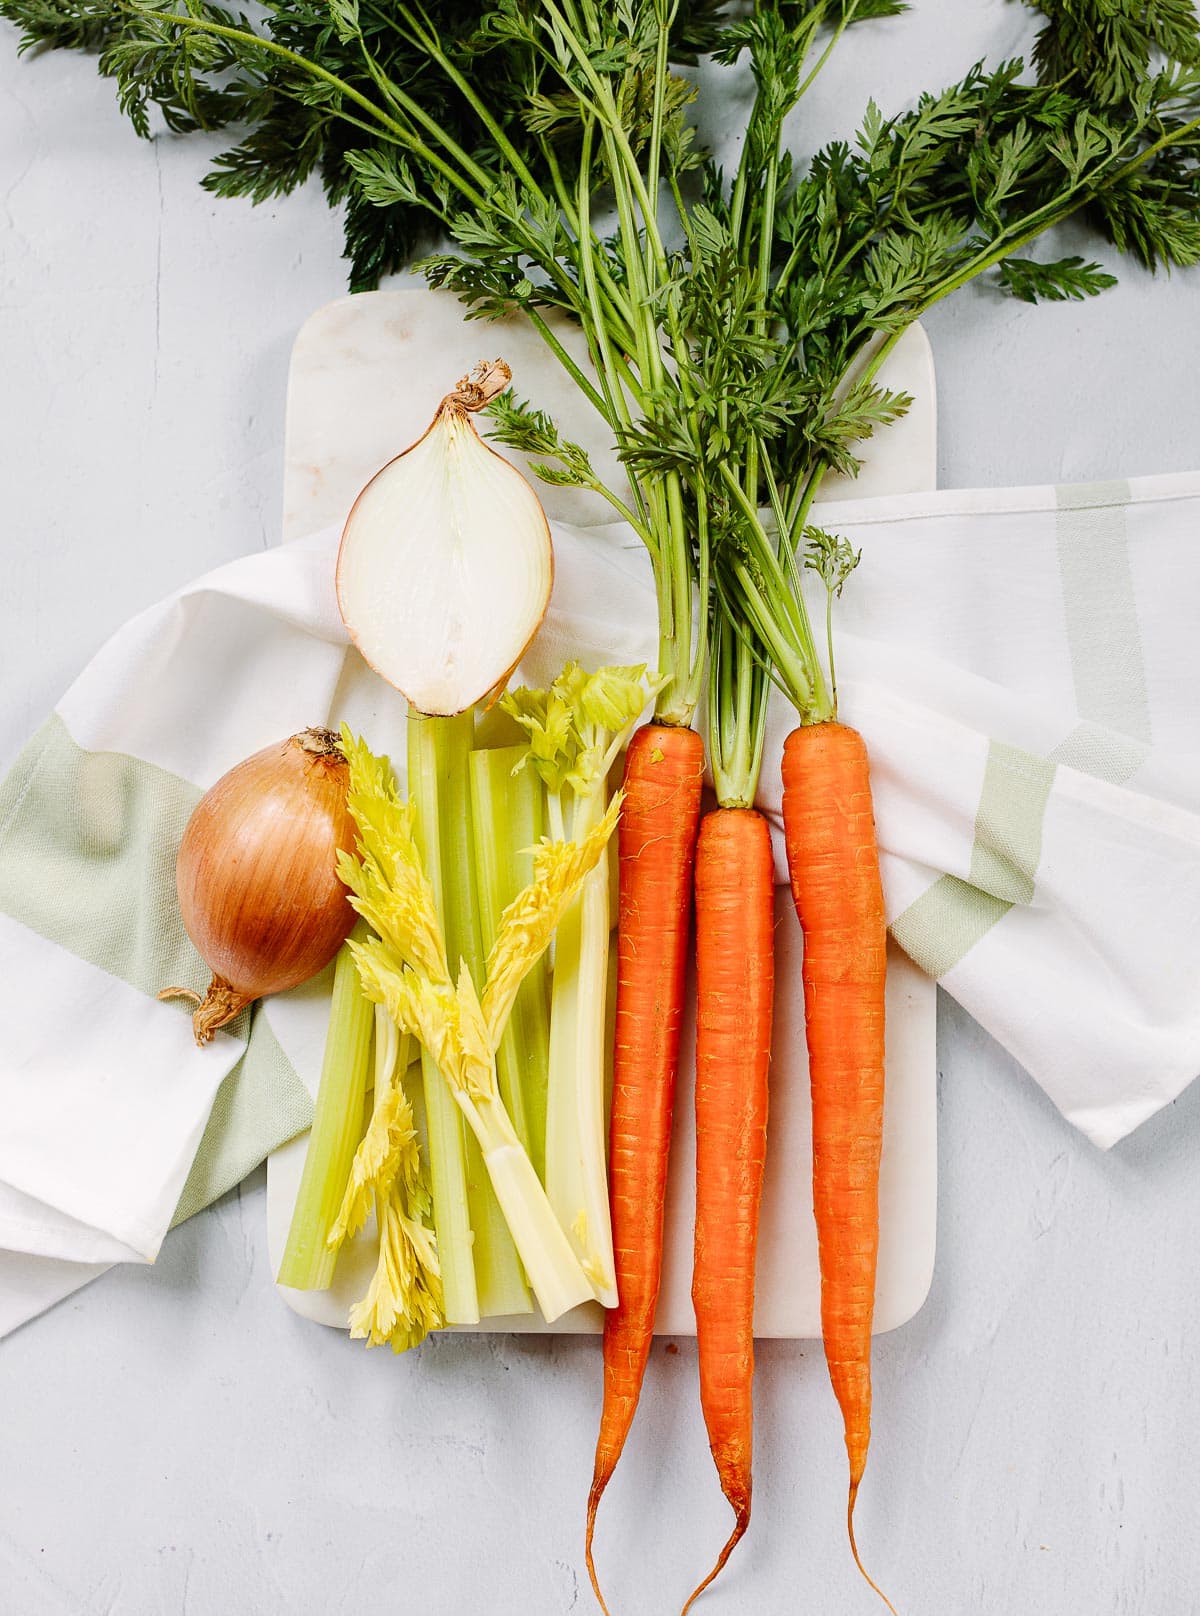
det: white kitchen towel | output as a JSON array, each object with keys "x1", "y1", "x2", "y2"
[{"x1": 1, "y1": 473, "x2": 1199, "y2": 1335}]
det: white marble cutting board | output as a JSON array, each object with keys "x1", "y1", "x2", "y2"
[{"x1": 267, "y1": 289, "x2": 938, "y2": 1338}]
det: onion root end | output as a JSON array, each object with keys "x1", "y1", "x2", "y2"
[{"x1": 158, "y1": 977, "x2": 253, "y2": 1046}]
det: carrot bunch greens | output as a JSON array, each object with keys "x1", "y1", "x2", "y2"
[{"x1": 7, "y1": 3, "x2": 1200, "y2": 636}]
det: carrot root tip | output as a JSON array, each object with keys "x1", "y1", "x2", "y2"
[
  {"x1": 847, "y1": 1484, "x2": 899, "y2": 1616},
  {"x1": 584, "y1": 1522, "x2": 614, "y2": 1616},
  {"x1": 585, "y1": 1469, "x2": 617, "y2": 1616},
  {"x1": 679, "y1": 1502, "x2": 751, "y2": 1616}
]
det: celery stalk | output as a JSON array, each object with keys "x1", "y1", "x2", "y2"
[
  {"x1": 500, "y1": 664, "x2": 657, "y2": 1309},
  {"x1": 471, "y1": 1098, "x2": 595, "y2": 1323},
  {"x1": 410, "y1": 711, "x2": 531, "y2": 1320},
  {"x1": 374, "y1": 1002, "x2": 402, "y2": 1100},
  {"x1": 439, "y1": 714, "x2": 531, "y2": 1318},
  {"x1": 545, "y1": 788, "x2": 618, "y2": 1305},
  {"x1": 469, "y1": 745, "x2": 551, "y2": 1181},
  {"x1": 407, "y1": 711, "x2": 480, "y2": 1325},
  {"x1": 343, "y1": 750, "x2": 618, "y2": 1327},
  {"x1": 277, "y1": 927, "x2": 374, "y2": 1291}
]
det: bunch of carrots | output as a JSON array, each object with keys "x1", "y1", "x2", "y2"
[
  {"x1": 597, "y1": 575, "x2": 892, "y2": 1610},
  {"x1": 590, "y1": 528, "x2": 892, "y2": 1616}
]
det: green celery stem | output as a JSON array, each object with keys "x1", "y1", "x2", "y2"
[
  {"x1": 409, "y1": 711, "x2": 532, "y2": 1320},
  {"x1": 544, "y1": 789, "x2": 617, "y2": 1305},
  {"x1": 408, "y1": 709, "x2": 480, "y2": 1325},
  {"x1": 437, "y1": 714, "x2": 531, "y2": 1318},
  {"x1": 469, "y1": 745, "x2": 551, "y2": 1181},
  {"x1": 477, "y1": 1123, "x2": 596, "y2": 1323},
  {"x1": 276, "y1": 926, "x2": 374, "y2": 1291}
]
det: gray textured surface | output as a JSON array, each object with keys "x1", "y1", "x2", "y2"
[{"x1": 2, "y1": 5, "x2": 1199, "y2": 1613}]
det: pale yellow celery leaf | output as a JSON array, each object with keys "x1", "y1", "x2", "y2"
[
  {"x1": 398, "y1": 1108, "x2": 437, "y2": 1232},
  {"x1": 500, "y1": 686, "x2": 579, "y2": 794},
  {"x1": 348, "y1": 1195, "x2": 444, "y2": 1353},
  {"x1": 480, "y1": 793, "x2": 622, "y2": 1048},
  {"x1": 338, "y1": 725, "x2": 397, "y2": 823},
  {"x1": 578, "y1": 663, "x2": 652, "y2": 732},
  {"x1": 346, "y1": 1198, "x2": 403, "y2": 1347},
  {"x1": 350, "y1": 939, "x2": 422, "y2": 1033},
  {"x1": 551, "y1": 660, "x2": 590, "y2": 712},
  {"x1": 324, "y1": 992, "x2": 443, "y2": 1350},
  {"x1": 406, "y1": 977, "x2": 470, "y2": 1098},
  {"x1": 327, "y1": 1072, "x2": 419, "y2": 1250},
  {"x1": 338, "y1": 845, "x2": 448, "y2": 989},
  {"x1": 574, "y1": 666, "x2": 665, "y2": 796},
  {"x1": 339, "y1": 729, "x2": 418, "y2": 892},
  {"x1": 337, "y1": 729, "x2": 449, "y2": 985},
  {"x1": 499, "y1": 683, "x2": 551, "y2": 732},
  {"x1": 353, "y1": 941, "x2": 468, "y2": 1097},
  {"x1": 505, "y1": 662, "x2": 659, "y2": 798},
  {"x1": 563, "y1": 742, "x2": 609, "y2": 800},
  {"x1": 455, "y1": 966, "x2": 501, "y2": 1107},
  {"x1": 341, "y1": 862, "x2": 449, "y2": 990}
]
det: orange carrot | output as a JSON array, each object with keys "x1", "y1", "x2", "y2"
[
  {"x1": 781, "y1": 720, "x2": 896, "y2": 1612},
  {"x1": 586, "y1": 720, "x2": 705, "y2": 1613},
  {"x1": 682, "y1": 806, "x2": 774, "y2": 1614}
]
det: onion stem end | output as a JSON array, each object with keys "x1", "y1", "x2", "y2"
[{"x1": 158, "y1": 976, "x2": 253, "y2": 1045}]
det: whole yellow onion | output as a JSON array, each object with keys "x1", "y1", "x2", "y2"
[{"x1": 161, "y1": 728, "x2": 357, "y2": 1044}]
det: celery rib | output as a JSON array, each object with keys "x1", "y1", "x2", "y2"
[
  {"x1": 411, "y1": 711, "x2": 532, "y2": 1320},
  {"x1": 439, "y1": 715, "x2": 531, "y2": 1319},
  {"x1": 545, "y1": 789, "x2": 618, "y2": 1305},
  {"x1": 344, "y1": 723, "x2": 610, "y2": 1327},
  {"x1": 407, "y1": 711, "x2": 480, "y2": 1325},
  {"x1": 500, "y1": 665, "x2": 653, "y2": 1310},
  {"x1": 469, "y1": 744, "x2": 552, "y2": 1182},
  {"x1": 276, "y1": 928, "x2": 374, "y2": 1291}
]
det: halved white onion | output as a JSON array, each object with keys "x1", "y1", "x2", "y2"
[{"x1": 336, "y1": 360, "x2": 554, "y2": 716}]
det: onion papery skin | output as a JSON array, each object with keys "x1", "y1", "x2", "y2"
[
  {"x1": 335, "y1": 362, "x2": 553, "y2": 718},
  {"x1": 169, "y1": 729, "x2": 356, "y2": 1045}
]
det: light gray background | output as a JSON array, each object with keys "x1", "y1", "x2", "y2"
[{"x1": 2, "y1": 4, "x2": 1198, "y2": 1612}]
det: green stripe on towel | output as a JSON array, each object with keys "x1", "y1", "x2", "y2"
[
  {"x1": 888, "y1": 878, "x2": 1013, "y2": 982},
  {"x1": 893, "y1": 481, "x2": 1153, "y2": 981},
  {"x1": 171, "y1": 1013, "x2": 312, "y2": 1227},
  {"x1": 1049, "y1": 720, "x2": 1148, "y2": 786},
  {"x1": 890, "y1": 742, "x2": 1055, "y2": 978},
  {"x1": 0, "y1": 714, "x2": 313, "y2": 1225},
  {"x1": 968, "y1": 742, "x2": 1056, "y2": 905},
  {"x1": 0, "y1": 713, "x2": 203, "y2": 994},
  {"x1": 1055, "y1": 481, "x2": 1152, "y2": 745}
]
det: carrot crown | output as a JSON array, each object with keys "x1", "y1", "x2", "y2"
[
  {"x1": 715, "y1": 470, "x2": 861, "y2": 728},
  {"x1": 709, "y1": 603, "x2": 770, "y2": 811}
]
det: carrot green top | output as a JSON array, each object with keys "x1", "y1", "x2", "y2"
[{"x1": 16, "y1": 3, "x2": 1200, "y2": 729}]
